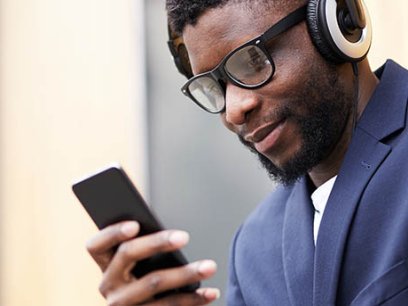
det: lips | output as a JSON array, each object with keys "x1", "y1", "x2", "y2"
[
  {"x1": 244, "y1": 119, "x2": 283, "y2": 143},
  {"x1": 244, "y1": 119, "x2": 286, "y2": 154}
]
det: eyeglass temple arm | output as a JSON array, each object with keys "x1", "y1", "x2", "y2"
[{"x1": 262, "y1": 5, "x2": 308, "y2": 42}]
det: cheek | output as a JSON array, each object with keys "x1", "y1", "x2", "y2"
[{"x1": 270, "y1": 27, "x2": 319, "y2": 89}]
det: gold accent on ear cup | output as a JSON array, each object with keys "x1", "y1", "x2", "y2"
[{"x1": 167, "y1": 25, "x2": 193, "y2": 79}]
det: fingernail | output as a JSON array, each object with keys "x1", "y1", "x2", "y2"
[
  {"x1": 197, "y1": 260, "x2": 217, "y2": 275},
  {"x1": 121, "y1": 222, "x2": 139, "y2": 237},
  {"x1": 197, "y1": 288, "x2": 221, "y2": 300},
  {"x1": 168, "y1": 231, "x2": 190, "y2": 246},
  {"x1": 208, "y1": 288, "x2": 221, "y2": 300}
]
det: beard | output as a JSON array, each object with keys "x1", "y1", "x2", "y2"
[{"x1": 239, "y1": 62, "x2": 354, "y2": 186}]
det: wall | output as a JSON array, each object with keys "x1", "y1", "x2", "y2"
[
  {"x1": 367, "y1": 1, "x2": 408, "y2": 69},
  {"x1": 0, "y1": 0, "x2": 146, "y2": 305}
]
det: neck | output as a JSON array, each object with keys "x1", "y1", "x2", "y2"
[{"x1": 308, "y1": 60, "x2": 379, "y2": 188}]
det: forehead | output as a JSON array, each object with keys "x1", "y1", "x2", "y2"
[{"x1": 182, "y1": 2, "x2": 288, "y2": 74}]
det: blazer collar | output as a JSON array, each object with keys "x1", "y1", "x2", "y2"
[{"x1": 358, "y1": 60, "x2": 408, "y2": 140}]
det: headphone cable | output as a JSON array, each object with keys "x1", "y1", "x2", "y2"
[{"x1": 351, "y1": 62, "x2": 360, "y2": 132}]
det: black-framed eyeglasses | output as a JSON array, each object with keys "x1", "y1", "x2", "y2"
[{"x1": 181, "y1": 5, "x2": 307, "y2": 114}]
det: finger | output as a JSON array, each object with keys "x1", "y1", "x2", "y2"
[
  {"x1": 144, "y1": 288, "x2": 220, "y2": 306},
  {"x1": 196, "y1": 288, "x2": 221, "y2": 302},
  {"x1": 86, "y1": 221, "x2": 140, "y2": 271},
  {"x1": 104, "y1": 230, "x2": 190, "y2": 282},
  {"x1": 107, "y1": 289, "x2": 219, "y2": 306},
  {"x1": 105, "y1": 260, "x2": 217, "y2": 304}
]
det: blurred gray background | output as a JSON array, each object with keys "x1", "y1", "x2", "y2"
[{"x1": 145, "y1": 1, "x2": 274, "y2": 304}]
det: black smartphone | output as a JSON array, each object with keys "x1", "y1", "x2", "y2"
[{"x1": 72, "y1": 164, "x2": 200, "y2": 295}]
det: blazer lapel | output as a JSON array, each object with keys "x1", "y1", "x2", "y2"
[
  {"x1": 313, "y1": 128, "x2": 391, "y2": 305},
  {"x1": 283, "y1": 177, "x2": 315, "y2": 306},
  {"x1": 312, "y1": 60, "x2": 408, "y2": 305}
]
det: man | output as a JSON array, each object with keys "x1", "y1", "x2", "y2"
[{"x1": 86, "y1": 0, "x2": 408, "y2": 305}]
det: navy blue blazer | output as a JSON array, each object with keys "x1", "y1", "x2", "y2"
[{"x1": 226, "y1": 60, "x2": 408, "y2": 306}]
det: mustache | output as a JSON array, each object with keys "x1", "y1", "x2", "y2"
[
  {"x1": 238, "y1": 104, "x2": 294, "y2": 148},
  {"x1": 238, "y1": 104, "x2": 293, "y2": 140}
]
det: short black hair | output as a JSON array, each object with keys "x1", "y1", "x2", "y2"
[
  {"x1": 166, "y1": 0, "x2": 306, "y2": 34},
  {"x1": 166, "y1": 0, "x2": 229, "y2": 34}
]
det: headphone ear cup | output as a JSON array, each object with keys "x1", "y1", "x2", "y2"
[
  {"x1": 307, "y1": 0, "x2": 343, "y2": 63},
  {"x1": 306, "y1": 0, "x2": 372, "y2": 63},
  {"x1": 307, "y1": 0, "x2": 346, "y2": 63}
]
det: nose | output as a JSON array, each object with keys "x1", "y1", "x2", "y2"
[{"x1": 224, "y1": 83, "x2": 260, "y2": 126}]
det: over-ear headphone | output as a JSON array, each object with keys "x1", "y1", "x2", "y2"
[
  {"x1": 167, "y1": 0, "x2": 372, "y2": 78},
  {"x1": 307, "y1": 0, "x2": 372, "y2": 63}
]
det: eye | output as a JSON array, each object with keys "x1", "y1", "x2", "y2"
[
  {"x1": 241, "y1": 47, "x2": 268, "y2": 73},
  {"x1": 247, "y1": 48, "x2": 264, "y2": 68},
  {"x1": 206, "y1": 82, "x2": 218, "y2": 93},
  {"x1": 225, "y1": 45, "x2": 273, "y2": 85}
]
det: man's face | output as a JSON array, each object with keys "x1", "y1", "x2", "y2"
[{"x1": 183, "y1": 2, "x2": 354, "y2": 185}]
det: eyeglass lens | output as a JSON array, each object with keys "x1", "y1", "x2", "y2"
[
  {"x1": 188, "y1": 45, "x2": 272, "y2": 112},
  {"x1": 188, "y1": 76, "x2": 225, "y2": 112},
  {"x1": 224, "y1": 45, "x2": 273, "y2": 85}
]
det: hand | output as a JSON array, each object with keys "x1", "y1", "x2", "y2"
[{"x1": 86, "y1": 221, "x2": 220, "y2": 305}]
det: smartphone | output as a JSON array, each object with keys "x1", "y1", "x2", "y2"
[{"x1": 72, "y1": 164, "x2": 200, "y2": 295}]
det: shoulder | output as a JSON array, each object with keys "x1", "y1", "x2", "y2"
[
  {"x1": 232, "y1": 184, "x2": 293, "y2": 249},
  {"x1": 246, "y1": 185, "x2": 292, "y2": 226},
  {"x1": 227, "y1": 184, "x2": 295, "y2": 305}
]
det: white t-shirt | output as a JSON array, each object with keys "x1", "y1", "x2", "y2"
[{"x1": 311, "y1": 176, "x2": 337, "y2": 245}]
